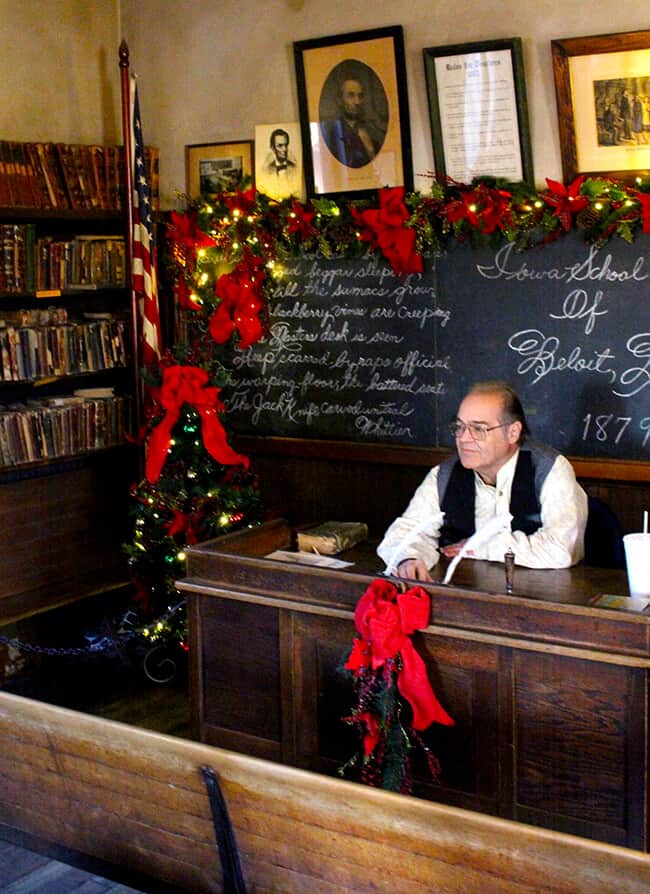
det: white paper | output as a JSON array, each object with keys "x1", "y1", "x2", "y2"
[
  {"x1": 434, "y1": 49, "x2": 523, "y2": 182},
  {"x1": 265, "y1": 549, "x2": 353, "y2": 569}
]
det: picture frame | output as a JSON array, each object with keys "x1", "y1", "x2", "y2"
[
  {"x1": 185, "y1": 140, "x2": 254, "y2": 197},
  {"x1": 423, "y1": 37, "x2": 533, "y2": 185},
  {"x1": 551, "y1": 30, "x2": 650, "y2": 183},
  {"x1": 254, "y1": 122, "x2": 305, "y2": 201},
  {"x1": 293, "y1": 25, "x2": 413, "y2": 199}
]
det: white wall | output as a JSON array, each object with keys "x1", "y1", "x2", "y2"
[
  {"x1": 1, "y1": 1, "x2": 648, "y2": 208},
  {"x1": 120, "y1": 0, "x2": 649, "y2": 208},
  {"x1": 0, "y1": 0, "x2": 121, "y2": 145}
]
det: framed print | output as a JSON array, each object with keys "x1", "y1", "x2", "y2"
[
  {"x1": 552, "y1": 30, "x2": 650, "y2": 183},
  {"x1": 185, "y1": 140, "x2": 254, "y2": 197},
  {"x1": 423, "y1": 38, "x2": 533, "y2": 184},
  {"x1": 255, "y1": 122, "x2": 305, "y2": 201},
  {"x1": 293, "y1": 25, "x2": 413, "y2": 199}
]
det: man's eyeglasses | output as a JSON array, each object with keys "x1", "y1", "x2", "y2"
[{"x1": 449, "y1": 421, "x2": 511, "y2": 440}]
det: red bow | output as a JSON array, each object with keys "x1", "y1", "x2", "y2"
[
  {"x1": 145, "y1": 364, "x2": 249, "y2": 483},
  {"x1": 352, "y1": 187, "x2": 424, "y2": 276},
  {"x1": 345, "y1": 578, "x2": 454, "y2": 730}
]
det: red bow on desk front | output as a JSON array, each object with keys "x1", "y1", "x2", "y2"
[
  {"x1": 145, "y1": 364, "x2": 249, "y2": 483},
  {"x1": 345, "y1": 578, "x2": 454, "y2": 732}
]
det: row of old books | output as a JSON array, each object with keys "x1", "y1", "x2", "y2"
[
  {"x1": 0, "y1": 224, "x2": 126, "y2": 293},
  {"x1": 0, "y1": 393, "x2": 131, "y2": 466},
  {"x1": 0, "y1": 141, "x2": 159, "y2": 211},
  {"x1": 0, "y1": 310, "x2": 128, "y2": 382}
]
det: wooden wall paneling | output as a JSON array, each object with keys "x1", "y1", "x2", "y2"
[
  {"x1": 243, "y1": 446, "x2": 650, "y2": 542},
  {"x1": 0, "y1": 455, "x2": 134, "y2": 623}
]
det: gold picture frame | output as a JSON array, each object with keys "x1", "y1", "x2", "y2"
[
  {"x1": 552, "y1": 30, "x2": 650, "y2": 183},
  {"x1": 185, "y1": 140, "x2": 254, "y2": 198}
]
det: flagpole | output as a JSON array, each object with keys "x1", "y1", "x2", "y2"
[{"x1": 119, "y1": 40, "x2": 144, "y2": 476}]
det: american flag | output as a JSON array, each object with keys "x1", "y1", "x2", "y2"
[{"x1": 130, "y1": 78, "x2": 162, "y2": 368}]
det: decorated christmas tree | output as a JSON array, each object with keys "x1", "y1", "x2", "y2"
[{"x1": 122, "y1": 185, "x2": 274, "y2": 656}]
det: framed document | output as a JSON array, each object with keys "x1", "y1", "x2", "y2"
[
  {"x1": 423, "y1": 38, "x2": 533, "y2": 184},
  {"x1": 294, "y1": 26, "x2": 413, "y2": 199},
  {"x1": 552, "y1": 29, "x2": 650, "y2": 183}
]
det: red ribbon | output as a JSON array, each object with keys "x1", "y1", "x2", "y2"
[
  {"x1": 145, "y1": 364, "x2": 249, "y2": 483},
  {"x1": 345, "y1": 578, "x2": 454, "y2": 731},
  {"x1": 352, "y1": 187, "x2": 424, "y2": 276}
]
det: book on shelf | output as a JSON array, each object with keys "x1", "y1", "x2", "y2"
[
  {"x1": 0, "y1": 313, "x2": 126, "y2": 382},
  {"x1": 0, "y1": 228, "x2": 125, "y2": 293},
  {"x1": 0, "y1": 139, "x2": 159, "y2": 211},
  {"x1": 34, "y1": 142, "x2": 69, "y2": 209},
  {"x1": 0, "y1": 393, "x2": 132, "y2": 466}
]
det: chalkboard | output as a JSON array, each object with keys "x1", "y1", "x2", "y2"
[{"x1": 223, "y1": 232, "x2": 650, "y2": 461}]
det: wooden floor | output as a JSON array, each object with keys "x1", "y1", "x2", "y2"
[{"x1": 0, "y1": 838, "x2": 148, "y2": 893}]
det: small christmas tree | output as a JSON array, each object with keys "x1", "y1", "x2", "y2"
[{"x1": 122, "y1": 185, "x2": 274, "y2": 654}]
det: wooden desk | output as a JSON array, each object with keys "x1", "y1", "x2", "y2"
[{"x1": 179, "y1": 519, "x2": 650, "y2": 851}]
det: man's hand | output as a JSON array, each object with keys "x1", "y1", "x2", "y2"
[
  {"x1": 395, "y1": 558, "x2": 432, "y2": 582},
  {"x1": 439, "y1": 539, "x2": 472, "y2": 559}
]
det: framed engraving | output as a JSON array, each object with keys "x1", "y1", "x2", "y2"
[
  {"x1": 254, "y1": 122, "x2": 305, "y2": 201},
  {"x1": 552, "y1": 30, "x2": 650, "y2": 183},
  {"x1": 293, "y1": 25, "x2": 413, "y2": 199},
  {"x1": 423, "y1": 37, "x2": 533, "y2": 184},
  {"x1": 185, "y1": 140, "x2": 254, "y2": 197}
]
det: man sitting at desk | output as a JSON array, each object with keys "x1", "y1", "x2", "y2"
[{"x1": 377, "y1": 380, "x2": 588, "y2": 580}]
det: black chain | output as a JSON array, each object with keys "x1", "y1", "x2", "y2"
[{"x1": 0, "y1": 599, "x2": 187, "y2": 658}]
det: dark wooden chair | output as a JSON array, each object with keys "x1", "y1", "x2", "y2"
[{"x1": 584, "y1": 495, "x2": 626, "y2": 569}]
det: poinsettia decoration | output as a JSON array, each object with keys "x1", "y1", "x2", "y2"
[
  {"x1": 341, "y1": 577, "x2": 454, "y2": 794},
  {"x1": 543, "y1": 176, "x2": 590, "y2": 232}
]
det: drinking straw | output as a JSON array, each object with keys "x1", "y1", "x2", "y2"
[{"x1": 644, "y1": 511, "x2": 648, "y2": 534}]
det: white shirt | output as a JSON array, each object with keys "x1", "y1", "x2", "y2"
[{"x1": 377, "y1": 449, "x2": 588, "y2": 571}]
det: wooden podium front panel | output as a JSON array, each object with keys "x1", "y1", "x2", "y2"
[
  {"x1": 197, "y1": 596, "x2": 282, "y2": 760},
  {"x1": 281, "y1": 613, "x2": 503, "y2": 816},
  {"x1": 511, "y1": 650, "x2": 645, "y2": 848}
]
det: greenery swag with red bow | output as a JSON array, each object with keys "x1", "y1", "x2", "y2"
[{"x1": 341, "y1": 577, "x2": 454, "y2": 794}]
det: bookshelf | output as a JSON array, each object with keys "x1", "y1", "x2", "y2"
[{"x1": 0, "y1": 145, "x2": 143, "y2": 624}]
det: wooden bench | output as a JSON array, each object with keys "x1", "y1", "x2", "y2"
[{"x1": 1, "y1": 689, "x2": 649, "y2": 893}]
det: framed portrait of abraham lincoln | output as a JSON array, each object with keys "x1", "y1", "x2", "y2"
[{"x1": 293, "y1": 25, "x2": 413, "y2": 199}]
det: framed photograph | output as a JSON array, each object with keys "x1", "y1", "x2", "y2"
[
  {"x1": 552, "y1": 30, "x2": 650, "y2": 183},
  {"x1": 255, "y1": 122, "x2": 305, "y2": 201},
  {"x1": 423, "y1": 38, "x2": 533, "y2": 184},
  {"x1": 293, "y1": 26, "x2": 413, "y2": 199},
  {"x1": 185, "y1": 140, "x2": 254, "y2": 197}
]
